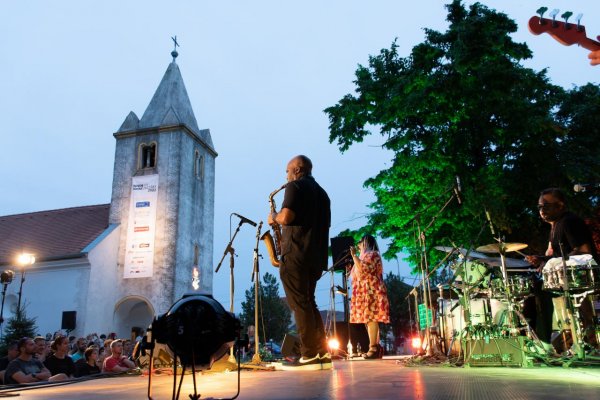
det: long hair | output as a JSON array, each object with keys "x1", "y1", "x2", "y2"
[{"x1": 359, "y1": 234, "x2": 379, "y2": 252}]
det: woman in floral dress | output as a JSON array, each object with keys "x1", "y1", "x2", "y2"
[{"x1": 349, "y1": 234, "x2": 390, "y2": 359}]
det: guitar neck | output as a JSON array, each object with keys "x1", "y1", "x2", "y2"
[{"x1": 579, "y1": 37, "x2": 600, "y2": 51}]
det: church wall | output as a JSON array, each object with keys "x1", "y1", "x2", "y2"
[
  {"x1": 84, "y1": 223, "x2": 121, "y2": 335},
  {"x1": 4, "y1": 259, "x2": 91, "y2": 337},
  {"x1": 173, "y1": 133, "x2": 215, "y2": 299}
]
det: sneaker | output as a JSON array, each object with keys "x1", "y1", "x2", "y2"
[
  {"x1": 279, "y1": 354, "x2": 322, "y2": 371},
  {"x1": 319, "y1": 353, "x2": 332, "y2": 370}
]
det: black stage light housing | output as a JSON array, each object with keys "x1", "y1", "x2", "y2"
[
  {"x1": 0, "y1": 270, "x2": 14, "y2": 284},
  {"x1": 152, "y1": 293, "x2": 239, "y2": 370}
]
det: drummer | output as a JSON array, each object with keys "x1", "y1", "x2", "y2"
[{"x1": 525, "y1": 188, "x2": 598, "y2": 351}]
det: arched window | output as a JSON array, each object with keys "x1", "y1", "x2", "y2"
[
  {"x1": 139, "y1": 142, "x2": 157, "y2": 169},
  {"x1": 194, "y1": 150, "x2": 204, "y2": 180}
]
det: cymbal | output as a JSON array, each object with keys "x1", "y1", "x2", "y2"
[
  {"x1": 477, "y1": 256, "x2": 532, "y2": 269},
  {"x1": 476, "y1": 243, "x2": 528, "y2": 254},
  {"x1": 434, "y1": 246, "x2": 487, "y2": 259}
]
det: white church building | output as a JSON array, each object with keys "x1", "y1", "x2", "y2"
[{"x1": 0, "y1": 50, "x2": 217, "y2": 339}]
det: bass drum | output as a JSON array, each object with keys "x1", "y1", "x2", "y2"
[{"x1": 438, "y1": 298, "x2": 507, "y2": 355}]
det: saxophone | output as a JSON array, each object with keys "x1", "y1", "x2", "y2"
[{"x1": 261, "y1": 184, "x2": 286, "y2": 267}]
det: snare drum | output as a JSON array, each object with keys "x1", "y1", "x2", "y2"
[{"x1": 542, "y1": 255, "x2": 599, "y2": 292}]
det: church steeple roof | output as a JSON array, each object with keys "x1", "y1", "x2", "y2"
[{"x1": 138, "y1": 60, "x2": 200, "y2": 132}]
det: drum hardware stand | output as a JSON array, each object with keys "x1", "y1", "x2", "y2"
[{"x1": 483, "y1": 210, "x2": 521, "y2": 336}]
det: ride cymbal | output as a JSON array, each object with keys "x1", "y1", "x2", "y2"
[{"x1": 476, "y1": 243, "x2": 528, "y2": 254}]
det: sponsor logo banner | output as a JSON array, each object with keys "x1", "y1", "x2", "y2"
[{"x1": 124, "y1": 174, "x2": 159, "y2": 278}]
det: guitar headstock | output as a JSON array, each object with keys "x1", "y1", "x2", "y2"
[{"x1": 528, "y1": 8, "x2": 589, "y2": 47}]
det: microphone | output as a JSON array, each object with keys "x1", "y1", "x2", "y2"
[
  {"x1": 574, "y1": 183, "x2": 600, "y2": 192},
  {"x1": 232, "y1": 213, "x2": 257, "y2": 227},
  {"x1": 454, "y1": 176, "x2": 463, "y2": 205}
]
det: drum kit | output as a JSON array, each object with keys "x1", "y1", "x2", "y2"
[{"x1": 434, "y1": 242, "x2": 600, "y2": 360}]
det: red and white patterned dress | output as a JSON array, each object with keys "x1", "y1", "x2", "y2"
[{"x1": 349, "y1": 250, "x2": 390, "y2": 324}]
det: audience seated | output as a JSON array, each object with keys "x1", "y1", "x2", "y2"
[
  {"x1": 4, "y1": 338, "x2": 69, "y2": 384},
  {"x1": 0, "y1": 341, "x2": 19, "y2": 383},
  {"x1": 74, "y1": 347, "x2": 101, "y2": 377},
  {"x1": 103, "y1": 339, "x2": 135, "y2": 373},
  {"x1": 44, "y1": 336, "x2": 75, "y2": 378}
]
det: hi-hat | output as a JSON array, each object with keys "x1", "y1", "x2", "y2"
[
  {"x1": 434, "y1": 246, "x2": 487, "y2": 259},
  {"x1": 476, "y1": 243, "x2": 528, "y2": 254}
]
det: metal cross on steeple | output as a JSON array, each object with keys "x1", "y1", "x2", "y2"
[{"x1": 171, "y1": 35, "x2": 179, "y2": 61}]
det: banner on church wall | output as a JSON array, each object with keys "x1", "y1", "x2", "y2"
[{"x1": 124, "y1": 174, "x2": 159, "y2": 279}]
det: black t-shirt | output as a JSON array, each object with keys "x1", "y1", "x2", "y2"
[
  {"x1": 44, "y1": 354, "x2": 75, "y2": 377},
  {"x1": 74, "y1": 359, "x2": 101, "y2": 377},
  {"x1": 281, "y1": 175, "x2": 330, "y2": 270},
  {"x1": 550, "y1": 211, "x2": 599, "y2": 262},
  {"x1": 0, "y1": 356, "x2": 10, "y2": 371}
]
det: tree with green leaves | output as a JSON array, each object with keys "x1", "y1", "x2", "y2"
[
  {"x1": 380, "y1": 272, "x2": 414, "y2": 341},
  {"x1": 239, "y1": 272, "x2": 291, "y2": 343},
  {"x1": 1, "y1": 305, "x2": 38, "y2": 355},
  {"x1": 325, "y1": 1, "x2": 600, "y2": 271}
]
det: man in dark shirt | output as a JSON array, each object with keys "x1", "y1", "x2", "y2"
[
  {"x1": 4, "y1": 337, "x2": 67, "y2": 384},
  {"x1": 0, "y1": 341, "x2": 19, "y2": 383},
  {"x1": 268, "y1": 155, "x2": 331, "y2": 370},
  {"x1": 526, "y1": 188, "x2": 598, "y2": 350}
]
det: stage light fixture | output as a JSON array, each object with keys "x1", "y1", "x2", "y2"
[
  {"x1": 152, "y1": 293, "x2": 239, "y2": 368},
  {"x1": 146, "y1": 293, "x2": 242, "y2": 400},
  {"x1": 0, "y1": 270, "x2": 14, "y2": 284},
  {"x1": 327, "y1": 337, "x2": 340, "y2": 351},
  {"x1": 411, "y1": 337, "x2": 422, "y2": 350}
]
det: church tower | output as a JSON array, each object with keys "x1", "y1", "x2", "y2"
[{"x1": 108, "y1": 48, "x2": 217, "y2": 329}]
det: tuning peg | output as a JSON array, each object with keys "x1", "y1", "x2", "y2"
[
  {"x1": 576, "y1": 13, "x2": 584, "y2": 31},
  {"x1": 549, "y1": 9, "x2": 559, "y2": 27},
  {"x1": 561, "y1": 11, "x2": 573, "y2": 25},
  {"x1": 536, "y1": 7, "x2": 548, "y2": 18}
]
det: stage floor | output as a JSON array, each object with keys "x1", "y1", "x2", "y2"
[{"x1": 1, "y1": 356, "x2": 600, "y2": 399}]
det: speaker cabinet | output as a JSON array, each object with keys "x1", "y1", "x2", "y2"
[{"x1": 61, "y1": 311, "x2": 77, "y2": 331}]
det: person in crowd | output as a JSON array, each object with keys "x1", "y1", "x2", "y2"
[
  {"x1": 4, "y1": 337, "x2": 68, "y2": 384},
  {"x1": 102, "y1": 339, "x2": 135, "y2": 373},
  {"x1": 268, "y1": 155, "x2": 331, "y2": 370},
  {"x1": 98, "y1": 338, "x2": 112, "y2": 367},
  {"x1": 74, "y1": 347, "x2": 101, "y2": 377},
  {"x1": 0, "y1": 341, "x2": 19, "y2": 383},
  {"x1": 123, "y1": 339, "x2": 133, "y2": 360},
  {"x1": 348, "y1": 234, "x2": 390, "y2": 359},
  {"x1": 71, "y1": 337, "x2": 87, "y2": 362},
  {"x1": 525, "y1": 188, "x2": 598, "y2": 352},
  {"x1": 44, "y1": 336, "x2": 75, "y2": 378},
  {"x1": 33, "y1": 336, "x2": 49, "y2": 363}
]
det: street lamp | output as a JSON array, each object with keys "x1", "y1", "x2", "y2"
[{"x1": 16, "y1": 253, "x2": 35, "y2": 313}]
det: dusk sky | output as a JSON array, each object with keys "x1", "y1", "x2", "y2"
[{"x1": 2, "y1": 1, "x2": 598, "y2": 319}]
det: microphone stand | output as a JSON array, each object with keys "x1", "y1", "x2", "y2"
[
  {"x1": 413, "y1": 185, "x2": 459, "y2": 355},
  {"x1": 251, "y1": 221, "x2": 264, "y2": 365},
  {"x1": 215, "y1": 218, "x2": 245, "y2": 364}
]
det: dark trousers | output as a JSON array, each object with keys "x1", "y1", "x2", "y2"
[
  {"x1": 280, "y1": 258, "x2": 327, "y2": 358},
  {"x1": 523, "y1": 278, "x2": 554, "y2": 343}
]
